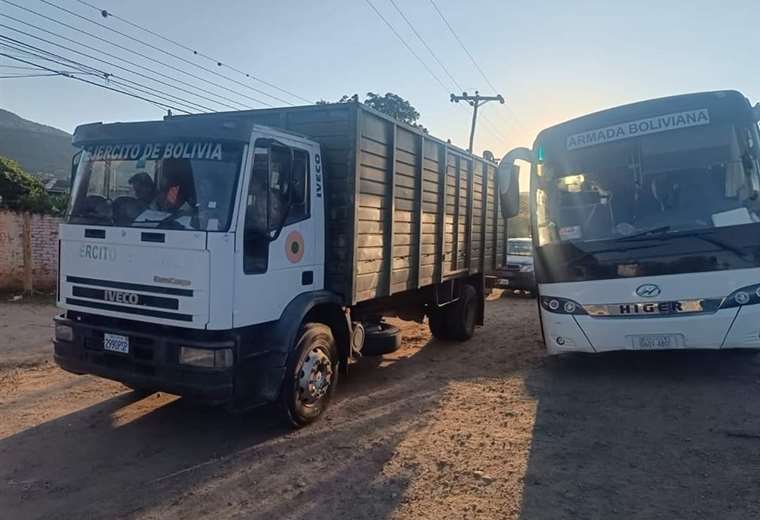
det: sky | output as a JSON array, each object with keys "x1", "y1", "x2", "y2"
[{"x1": 1, "y1": 0, "x2": 759, "y2": 189}]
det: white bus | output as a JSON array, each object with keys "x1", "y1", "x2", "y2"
[{"x1": 501, "y1": 90, "x2": 760, "y2": 354}]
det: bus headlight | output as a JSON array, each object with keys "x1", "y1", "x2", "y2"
[
  {"x1": 720, "y1": 284, "x2": 760, "y2": 309},
  {"x1": 520, "y1": 264, "x2": 534, "y2": 273},
  {"x1": 540, "y1": 296, "x2": 586, "y2": 315}
]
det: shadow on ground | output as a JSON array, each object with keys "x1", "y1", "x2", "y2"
[
  {"x1": 519, "y1": 350, "x2": 760, "y2": 520},
  {"x1": 0, "y1": 299, "x2": 524, "y2": 520}
]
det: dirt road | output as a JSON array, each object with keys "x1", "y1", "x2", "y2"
[{"x1": 2, "y1": 295, "x2": 760, "y2": 519}]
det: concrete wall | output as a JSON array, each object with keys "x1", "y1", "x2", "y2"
[{"x1": 0, "y1": 209, "x2": 62, "y2": 291}]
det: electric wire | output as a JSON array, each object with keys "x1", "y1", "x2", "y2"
[
  {"x1": 34, "y1": 0, "x2": 298, "y2": 105},
  {"x1": 387, "y1": 0, "x2": 462, "y2": 93},
  {"x1": 428, "y1": 0, "x2": 526, "y2": 135},
  {"x1": 72, "y1": 0, "x2": 311, "y2": 104},
  {"x1": 0, "y1": 24, "x2": 237, "y2": 111},
  {"x1": 0, "y1": 4, "x2": 271, "y2": 108},
  {"x1": 0, "y1": 51, "x2": 190, "y2": 113},
  {"x1": 0, "y1": 37, "x2": 215, "y2": 113},
  {"x1": 363, "y1": 0, "x2": 451, "y2": 93},
  {"x1": 0, "y1": 6, "x2": 259, "y2": 109}
]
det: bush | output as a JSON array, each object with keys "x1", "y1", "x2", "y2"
[{"x1": 0, "y1": 155, "x2": 66, "y2": 215}]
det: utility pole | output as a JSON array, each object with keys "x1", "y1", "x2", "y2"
[{"x1": 450, "y1": 91, "x2": 504, "y2": 152}]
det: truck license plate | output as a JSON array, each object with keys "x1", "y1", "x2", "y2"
[
  {"x1": 104, "y1": 333, "x2": 129, "y2": 354},
  {"x1": 636, "y1": 334, "x2": 676, "y2": 349}
]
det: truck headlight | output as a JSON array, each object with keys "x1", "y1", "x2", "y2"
[
  {"x1": 179, "y1": 347, "x2": 233, "y2": 368},
  {"x1": 55, "y1": 323, "x2": 74, "y2": 342}
]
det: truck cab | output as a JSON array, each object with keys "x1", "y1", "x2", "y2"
[{"x1": 55, "y1": 116, "x2": 335, "y2": 421}]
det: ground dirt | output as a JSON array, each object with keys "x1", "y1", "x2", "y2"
[{"x1": 2, "y1": 294, "x2": 760, "y2": 519}]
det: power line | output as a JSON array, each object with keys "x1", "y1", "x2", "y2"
[
  {"x1": 385, "y1": 0, "x2": 509, "y2": 145},
  {"x1": 0, "y1": 23, "x2": 237, "y2": 111},
  {"x1": 0, "y1": 3, "x2": 261, "y2": 109},
  {"x1": 0, "y1": 41, "x2": 205, "y2": 114},
  {"x1": 35, "y1": 0, "x2": 299, "y2": 106},
  {"x1": 0, "y1": 2, "x2": 272, "y2": 108},
  {"x1": 428, "y1": 0, "x2": 497, "y2": 93},
  {"x1": 73, "y1": 0, "x2": 312, "y2": 104},
  {"x1": 0, "y1": 51, "x2": 190, "y2": 113},
  {"x1": 0, "y1": 37, "x2": 215, "y2": 113},
  {"x1": 0, "y1": 38, "x2": 215, "y2": 114},
  {"x1": 0, "y1": 71, "x2": 62, "y2": 78},
  {"x1": 363, "y1": 0, "x2": 451, "y2": 93},
  {"x1": 367, "y1": 0, "x2": 508, "y2": 148},
  {"x1": 428, "y1": 0, "x2": 526, "y2": 134},
  {"x1": 387, "y1": 0, "x2": 462, "y2": 93}
]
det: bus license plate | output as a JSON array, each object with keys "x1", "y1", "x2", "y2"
[
  {"x1": 636, "y1": 334, "x2": 676, "y2": 349},
  {"x1": 104, "y1": 333, "x2": 129, "y2": 354},
  {"x1": 496, "y1": 279, "x2": 510, "y2": 287}
]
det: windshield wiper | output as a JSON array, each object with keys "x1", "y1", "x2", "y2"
[
  {"x1": 617, "y1": 225, "x2": 671, "y2": 241},
  {"x1": 618, "y1": 226, "x2": 748, "y2": 259}
]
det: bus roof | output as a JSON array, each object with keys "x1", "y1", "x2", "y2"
[{"x1": 534, "y1": 90, "x2": 753, "y2": 149}]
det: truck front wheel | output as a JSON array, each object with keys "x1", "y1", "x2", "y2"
[{"x1": 280, "y1": 323, "x2": 339, "y2": 427}]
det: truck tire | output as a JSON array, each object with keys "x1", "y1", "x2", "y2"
[
  {"x1": 428, "y1": 309, "x2": 451, "y2": 340},
  {"x1": 448, "y1": 284, "x2": 478, "y2": 341},
  {"x1": 362, "y1": 322, "x2": 402, "y2": 356},
  {"x1": 280, "y1": 323, "x2": 339, "y2": 428}
]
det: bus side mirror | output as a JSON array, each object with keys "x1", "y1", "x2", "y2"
[{"x1": 497, "y1": 163, "x2": 520, "y2": 219}]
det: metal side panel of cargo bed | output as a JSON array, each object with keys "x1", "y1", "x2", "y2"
[
  {"x1": 348, "y1": 105, "x2": 506, "y2": 304},
  {"x1": 169, "y1": 103, "x2": 506, "y2": 305}
]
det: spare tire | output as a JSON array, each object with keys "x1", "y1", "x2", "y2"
[{"x1": 362, "y1": 322, "x2": 402, "y2": 356}]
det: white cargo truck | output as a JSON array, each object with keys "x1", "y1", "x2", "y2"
[{"x1": 53, "y1": 102, "x2": 517, "y2": 425}]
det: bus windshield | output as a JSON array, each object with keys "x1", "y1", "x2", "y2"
[
  {"x1": 67, "y1": 141, "x2": 243, "y2": 231},
  {"x1": 533, "y1": 123, "x2": 760, "y2": 246}
]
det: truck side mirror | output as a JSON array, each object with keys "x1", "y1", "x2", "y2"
[
  {"x1": 497, "y1": 163, "x2": 520, "y2": 219},
  {"x1": 70, "y1": 150, "x2": 82, "y2": 190}
]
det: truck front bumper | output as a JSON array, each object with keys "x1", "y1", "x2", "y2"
[{"x1": 53, "y1": 314, "x2": 235, "y2": 404}]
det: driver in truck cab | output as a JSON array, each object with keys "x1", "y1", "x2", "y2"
[{"x1": 159, "y1": 159, "x2": 196, "y2": 212}]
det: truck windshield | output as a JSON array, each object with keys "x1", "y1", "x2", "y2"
[
  {"x1": 67, "y1": 141, "x2": 244, "y2": 231},
  {"x1": 533, "y1": 122, "x2": 760, "y2": 246}
]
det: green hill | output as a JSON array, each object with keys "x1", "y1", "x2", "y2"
[{"x1": 0, "y1": 108, "x2": 75, "y2": 179}]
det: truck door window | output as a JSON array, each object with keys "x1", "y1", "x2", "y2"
[
  {"x1": 288, "y1": 149, "x2": 310, "y2": 223},
  {"x1": 244, "y1": 142, "x2": 310, "y2": 273}
]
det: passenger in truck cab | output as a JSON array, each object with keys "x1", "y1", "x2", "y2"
[{"x1": 128, "y1": 172, "x2": 157, "y2": 210}]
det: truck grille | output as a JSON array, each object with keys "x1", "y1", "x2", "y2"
[{"x1": 66, "y1": 276, "x2": 193, "y2": 322}]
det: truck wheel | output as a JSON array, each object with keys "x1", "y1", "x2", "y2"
[
  {"x1": 362, "y1": 322, "x2": 402, "y2": 356},
  {"x1": 428, "y1": 309, "x2": 451, "y2": 340},
  {"x1": 448, "y1": 284, "x2": 478, "y2": 341},
  {"x1": 280, "y1": 323, "x2": 338, "y2": 428}
]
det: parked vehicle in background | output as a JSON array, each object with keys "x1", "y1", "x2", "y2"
[
  {"x1": 53, "y1": 102, "x2": 517, "y2": 427},
  {"x1": 494, "y1": 237, "x2": 535, "y2": 294},
  {"x1": 501, "y1": 90, "x2": 760, "y2": 354}
]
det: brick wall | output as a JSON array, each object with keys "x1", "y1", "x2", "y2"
[{"x1": 0, "y1": 209, "x2": 62, "y2": 291}]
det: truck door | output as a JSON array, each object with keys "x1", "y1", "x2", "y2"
[{"x1": 233, "y1": 133, "x2": 324, "y2": 327}]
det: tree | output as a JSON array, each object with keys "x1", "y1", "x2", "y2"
[
  {"x1": 317, "y1": 92, "x2": 426, "y2": 131},
  {"x1": 0, "y1": 155, "x2": 67, "y2": 214}
]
